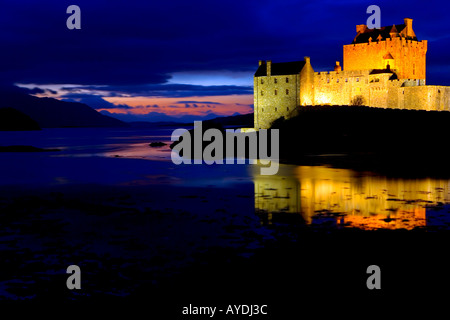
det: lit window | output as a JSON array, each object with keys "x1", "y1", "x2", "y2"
[
  {"x1": 286, "y1": 89, "x2": 289, "y2": 95},
  {"x1": 274, "y1": 78, "x2": 278, "y2": 84},
  {"x1": 274, "y1": 90, "x2": 277, "y2": 95},
  {"x1": 286, "y1": 77, "x2": 289, "y2": 83}
]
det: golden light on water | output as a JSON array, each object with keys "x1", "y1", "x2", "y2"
[{"x1": 253, "y1": 165, "x2": 449, "y2": 230}]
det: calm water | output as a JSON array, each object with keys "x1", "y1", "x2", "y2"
[
  {"x1": 252, "y1": 165, "x2": 450, "y2": 230},
  {"x1": 1, "y1": 127, "x2": 449, "y2": 230}
]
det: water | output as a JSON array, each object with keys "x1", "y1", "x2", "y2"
[
  {"x1": 1, "y1": 127, "x2": 449, "y2": 230},
  {"x1": 253, "y1": 165, "x2": 450, "y2": 230},
  {"x1": 1, "y1": 127, "x2": 450, "y2": 303}
]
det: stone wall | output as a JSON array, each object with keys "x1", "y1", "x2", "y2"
[
  {"x1": 401, "y1": 86, "x2": 450, "y2": 111},
  {"x1": 254, "y1": 74, "x2": 300, "y2": 129},
  {"x1": 254, "y1": 58, "x2": 315, "y2": 129},
  {"x1": 313, "y1": 70, "x2": 370, "y2": 105}
]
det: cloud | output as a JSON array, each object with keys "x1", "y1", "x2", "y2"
[
  {"x1": 175, "y1": 100, "x2": 224, "y2": 105},
  {"x1": 60, "y1": 84, "x2": 253, "y2": 98},
  {"x1": 2, "y1": 0, "x2": 450, "y2": 90}
]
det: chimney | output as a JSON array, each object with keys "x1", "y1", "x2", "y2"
[
  {"x1": 267, "y1": 60, "x2": 272, "y2": 76},
  {"x1": 258, "y1": 60, "x2": 264, "y2": 66},
  {"x1": 356, "y1": 24, "x2": 367, "y2": 33},
  {"x1": 334, "y1": 61, "x2": 341, "y2": 73},
  {"x1": 304, "y1": 56, "x2": 310, "y2": 64},
  {"x1": 404, "y1": 18, "x2": 413, "y2": 37}
]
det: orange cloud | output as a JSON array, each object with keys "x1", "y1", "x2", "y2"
[{"x1": 101, "y1": 94, "x2": 253, "y2": 117}]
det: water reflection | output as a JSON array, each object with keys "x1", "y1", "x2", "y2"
[{"x1": 253, "y1": 165, "x2": 450, "y2": 230}]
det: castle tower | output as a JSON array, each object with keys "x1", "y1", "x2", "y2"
[{"x1": 343, "y1": 18, "x2": 427, "y2": 80}]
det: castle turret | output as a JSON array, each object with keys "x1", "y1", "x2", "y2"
[{"x1": 267, "y1": 60, "x2": 272, "y2": 77}]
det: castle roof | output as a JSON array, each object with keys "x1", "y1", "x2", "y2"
[
  {"x1": 369, "y1": 69, "x2": 395, "y2": 75},
  {"x1": 369, "y1": 69, "x2": 398, "y2": 80},
  {"x1": 353, "y1": 24, "x2": 418, "y2": 44},
  {"x1": 254, "y1": 61, "x2": 306, "y2": 77}
]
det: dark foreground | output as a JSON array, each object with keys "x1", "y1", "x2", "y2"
[
  {"x1": 273, "y1": 105, "x2": 450, "y2": 177},
  {"x1": 0, "y1": 183, "x2": 448, "y2": 317}
]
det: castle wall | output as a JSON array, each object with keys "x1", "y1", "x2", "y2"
[
  {"x1": 401, "y1": 86, "x2": 450, "y2": 111},
  {"x1": 313, "y1": 70, "x2": 370, "y2": 105},
  {"x1": 343, "y1": 38, "x2": 427, "y2": 80}
]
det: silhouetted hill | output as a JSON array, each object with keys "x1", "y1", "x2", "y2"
[
  {"x1": 129, "y1": 113, "x2": 254, "y2": 128},
  {"x1": 0, "y1": 87, "x2": 126, "y2": 128},
  {"x1": 0, "y1": 107, "x2": 41, "y2": 131},
  {"x1": 182, "y1": 113, "x2": 253, "y2": 127},
  {"x1": 202, "y1": 113, "x2": 253, "y2": 127}
]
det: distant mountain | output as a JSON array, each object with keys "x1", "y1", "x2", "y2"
[
  {"x1": 128, "y1": 121, "x2": 183, "y2": 128},
  {"x1": 100, "y1": 110, "x2": 222, "y2": 123},
  {"x1": 199, "y1": 113, "x2": 253, "y2": 127},
  {"x1": 0, "y1": 107, "x2": 41, "y2": 131},
  {"x1": 0, "y1": 87, "x2": 126, "y2": 128},
  {"x1": 126, "y1": 113, "x2": 254, "y2": 128}
]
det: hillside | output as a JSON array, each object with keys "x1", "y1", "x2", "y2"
[
  {"x1": 0, "y1": 87, "x2": 126, "y2": 128},
  {"x1": 271, "y1": 105, "x2": 450, "y2": 176},
  {"x1": 0, "y1": 107, "x2": 41, "y2": 131}
]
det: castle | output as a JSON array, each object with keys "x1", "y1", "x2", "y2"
[{"x1": 253, "y1": 18, "x2": 450, "y2": 129}]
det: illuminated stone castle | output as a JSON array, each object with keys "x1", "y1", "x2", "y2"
[{"x1": 254, "y1": 18, "x2": 450, "y2": 129}]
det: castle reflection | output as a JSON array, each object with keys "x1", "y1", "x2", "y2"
[{"x1": 253, "y1": 165, "x2": 450, "y2": 230}]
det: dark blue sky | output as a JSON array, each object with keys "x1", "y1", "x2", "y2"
[{"x1": 1, "y1": 0, "x2": 449, "y2": 121}]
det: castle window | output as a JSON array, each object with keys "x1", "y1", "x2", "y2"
[
  {"x1": 262, "y1": 108, "x2": 264, "y2": 112},
  {"x1": 327, "y1": 78, "x2": 330, "y2": 83},
  {"x1": 274, "y1": 89, "x2": 277, "y2": 95},
  {"x1": 345, "y1": 78, "x2": 348, "y2": 82},
  {"x1": 356, "y1": 78, "x2": 359, "y2": 82},
  {"x1": 337, "y1": 79, "x2": 339, "y2": 83},
  {"x1": 275, "y1": 107, "x2": 277, "y2": 112},
  {"x1": 261, "y1": 90, "x2": 264, "y2": 96},
  {"x1": 287, "y1": 107, "x2": 289, "y2": 111},
  {"x1": 286, "y1": 89, "x2": 289, "y2": 95},
  {"x1": 274, "y1": 78, "x2": 277, "y2": 84},
  {"x1": 261, "y1": 79, "x2": 264, "y2": 84},
  {"x1": 286, "y1": 77, "x2": 289, "y2": 83}
]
